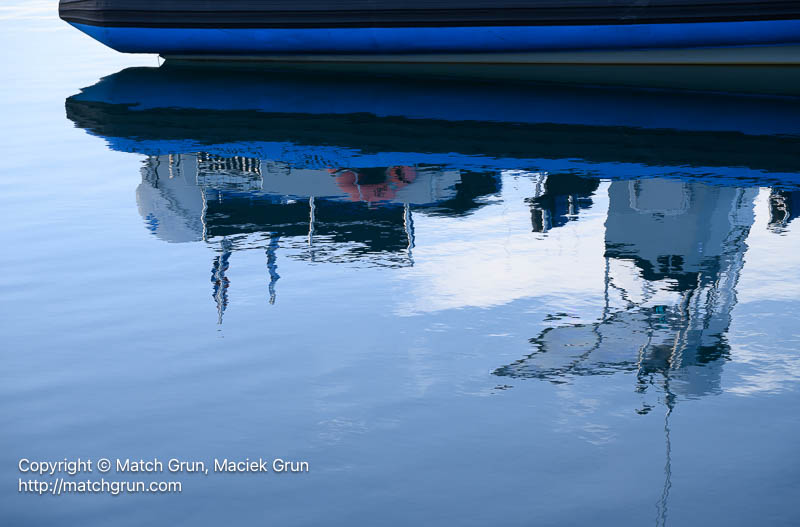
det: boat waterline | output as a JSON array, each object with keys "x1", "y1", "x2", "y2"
[{"x1": 164, "y1": 44, "x2": 800, "y2": 66}]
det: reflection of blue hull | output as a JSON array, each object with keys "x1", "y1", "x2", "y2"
[
  {"x1": 71, "y1": 20, "x2": 800, "y2": 59},
  {"x1": 65, "y1": 65, "x2": 800, "y2": 188},
  {"x1": 68, "y1": 65, "x2": 800, "y2": 136}
]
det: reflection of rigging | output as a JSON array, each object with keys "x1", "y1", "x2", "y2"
[{"x1": 202, "y1": 195, "x2": 418, "y2": 316}]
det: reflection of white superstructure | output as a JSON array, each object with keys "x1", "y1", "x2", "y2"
[
  {"x1": 136, "y1": 155, "x2": 206, "y2": 243},
  {"x1": 498, "y1": 179, "x2": 758, "y2": 399},
  {"x1": 258, "y1": 160, "x2": 462, "y2": 205},
  {"x1": 135, "y1": 153, "x2": 476, "y2": 322},
  {"x1": 136, "y1": 153, "x2": 464, "y2": 243},
  {"x1": 606, "y1": 181, "x2": 756, "y2": 397}
]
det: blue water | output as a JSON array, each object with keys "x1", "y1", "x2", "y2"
[{"x1": 2, "y1": 4, "x2": 800, "y2": 526}]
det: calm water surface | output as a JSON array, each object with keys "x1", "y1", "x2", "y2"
[{"x1": 2, "y1": 4, "x2": 800, "y2": 526}]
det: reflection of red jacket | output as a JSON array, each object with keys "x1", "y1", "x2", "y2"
[{"x1": 331, "y1": 166, "x2": 417, "y2": 202}]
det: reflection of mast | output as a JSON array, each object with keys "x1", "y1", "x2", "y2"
[
  {"x1": 201, "y1": 188, "x2": 208, "y2": 242},
  {"x1": 656, "y1": 385, "x2": 675, "y2": 527},
  {"x1": 211, "y1": 238, "x2": 232, "y2": 324},
  {"x1": 308, "y1": 196, "x2": 315, "y2": 246}
]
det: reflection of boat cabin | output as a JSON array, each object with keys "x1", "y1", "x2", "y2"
[
  {"x1": 496, "y1": 178, "x2": 758, "y2": 399},
  {"x1": 768, "y1": 189, "x2": 800, "y2": 232},
  {"x1": 526, "y1": 173, "x2": 600, "y2": 233},
  {"x1": 136, "y1": 153, "x2": 501, "y2": 320}
]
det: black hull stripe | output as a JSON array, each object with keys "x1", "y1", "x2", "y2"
[{"x1": 59, "y1": 2, "x2": 800, "y2": 29}]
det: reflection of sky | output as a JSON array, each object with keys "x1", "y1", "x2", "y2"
[
  {"x1": 0, "y1": 1, "x2": 54, "y2": 21},
  {"x1": 396, "y1": 173, "x2": 609, "y2": 315},
  {"x1": 727, "y1": 193, "x2": 800, "y2": 396}
]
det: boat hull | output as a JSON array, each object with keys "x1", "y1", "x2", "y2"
[{"x1": 69, "y1": 19, "x2": 800, "y2": 62}]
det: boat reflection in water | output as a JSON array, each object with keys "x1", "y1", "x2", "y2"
[
  {"x1": 66, "y1": 63, "x2": 800, "y2": 336},
  {"x1": 63, "y1": 64, "x2": 800, "y2": 525},
  {"x1": 137, "y1": 152, "x2": 499, "y2": 320}
]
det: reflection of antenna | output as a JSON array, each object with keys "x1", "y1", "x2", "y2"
[
  {"x1": 603, "y1": 256, "x2": 610, "y2": 322},
  {"x1": 308, "y1": 196, "x2": 315, "y2": 246},
  {"x1": 404, "y1": 203, "x2": 415, "y2": 263},
  {"x1": 266, "y1": 235, "x2": 280, "y2": 305},
  {"x1": 200, "y1": 189, "x2": 208, "y2": 242},
  {"x1": 211, "y1": 238, "x2": 232, "y2": 324}
]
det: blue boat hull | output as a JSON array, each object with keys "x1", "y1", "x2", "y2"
[{"x1": 71, "y1": 20, "x2": 800, "y2": 59}]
